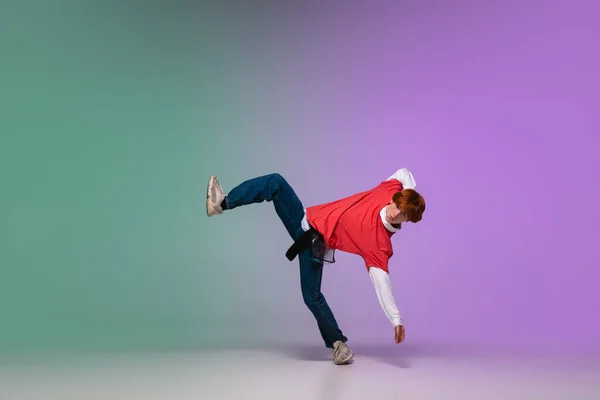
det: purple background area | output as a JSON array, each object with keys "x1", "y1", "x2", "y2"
[
  {"x1": 3, "y1": 0, "x2": 597, "y2": 358},
  {"x1": 234, "y1": 0, "x2": 600, "y2": 356}
]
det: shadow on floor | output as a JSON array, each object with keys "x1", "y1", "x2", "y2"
[{"x1": 263, "y1": 342, "x2": 437, "y2": 369}]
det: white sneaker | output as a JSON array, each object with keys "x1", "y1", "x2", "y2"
[
  {"x1": 206, "y1": 175, "x2": 226, "y2": 217},
  {"x1": 333, "y1": 340, "x2": 354, "y2": 365}
]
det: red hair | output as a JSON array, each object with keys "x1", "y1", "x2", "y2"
[{"x1": 392, "y1": 189, "x2": 426, "y2": 223}]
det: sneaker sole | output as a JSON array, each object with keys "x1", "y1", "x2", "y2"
[
  {"x1": 206, "y1": 175, "x2": 216, "y2": 216},
  {"x1": 333, "y1": 356, "x2": 354, "y2": 365},
  {"x1": 333, "y1": 352, "x2": 354, "y2": 365}
]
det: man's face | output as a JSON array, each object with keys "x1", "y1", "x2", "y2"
[{"x1": 386, "y1": 201, "x2": 408, "y2": 225}]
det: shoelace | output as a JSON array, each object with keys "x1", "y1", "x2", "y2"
[
  {"x1": 212, "y1": 180, "x2": 222, "y2": 201},
  {"x1": 333, "y1": 343, "x2": 344, "y2": 358}
]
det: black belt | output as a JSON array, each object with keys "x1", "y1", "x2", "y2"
[{"x1": 285, "y1": 227, "x2": 321, "y2": 261}]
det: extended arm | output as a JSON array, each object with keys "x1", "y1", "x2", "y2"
[{"x1": 369, "y1": 266, "x2": 403, "y2": 327}]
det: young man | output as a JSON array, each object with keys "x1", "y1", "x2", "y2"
[{"x1": 205, "y1": 168, "x2": 425, "y2": 365}]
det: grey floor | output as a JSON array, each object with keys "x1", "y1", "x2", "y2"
[{"x1": 1, "y1": 344, "x2": 598, "y2": 400}]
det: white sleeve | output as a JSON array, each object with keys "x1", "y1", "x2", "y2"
[
  {"x1": 369, "y1": 266, "x2": 403, "y2": 327},
  {"x1": 387, "y1": 168, "x2": 417, "y2": 189}
]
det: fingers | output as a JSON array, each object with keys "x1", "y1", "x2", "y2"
[
  {"x1": 394, "y1": 328, "x2": 402, "y2": 344},
  {"x1": 394, "y1": 327, "x2": 405, "y2": 344}
]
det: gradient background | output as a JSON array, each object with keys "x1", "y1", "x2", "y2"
[{"x1": 1, "y1": 0, "x2": 599, "y2": 360}]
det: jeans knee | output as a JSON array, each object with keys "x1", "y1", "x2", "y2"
[
  {"x1": 265, "y1": 173, "x2": 289, "y2": 192},
  {"x1": 267, "y1": 173, "x2": 285, "y2": 183},
  {"x1": 303, "y1": 292, "x2": 321, "y2": 310}
]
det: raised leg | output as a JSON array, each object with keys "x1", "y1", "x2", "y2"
[
  {"x1": 207, "y1": 173, "x2": 351, "y2": 357},
  {"x1": 222, "y1": 173, "x2": 305, "y2": 239}
]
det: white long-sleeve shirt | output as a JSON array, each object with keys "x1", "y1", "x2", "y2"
[{"x1": 300, "y1": 168, "x2": 417, "y2": 327}]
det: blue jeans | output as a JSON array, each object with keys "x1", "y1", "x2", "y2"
[{"x1": 225, "y1": 173, "x2": 348, "y2": 348}]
